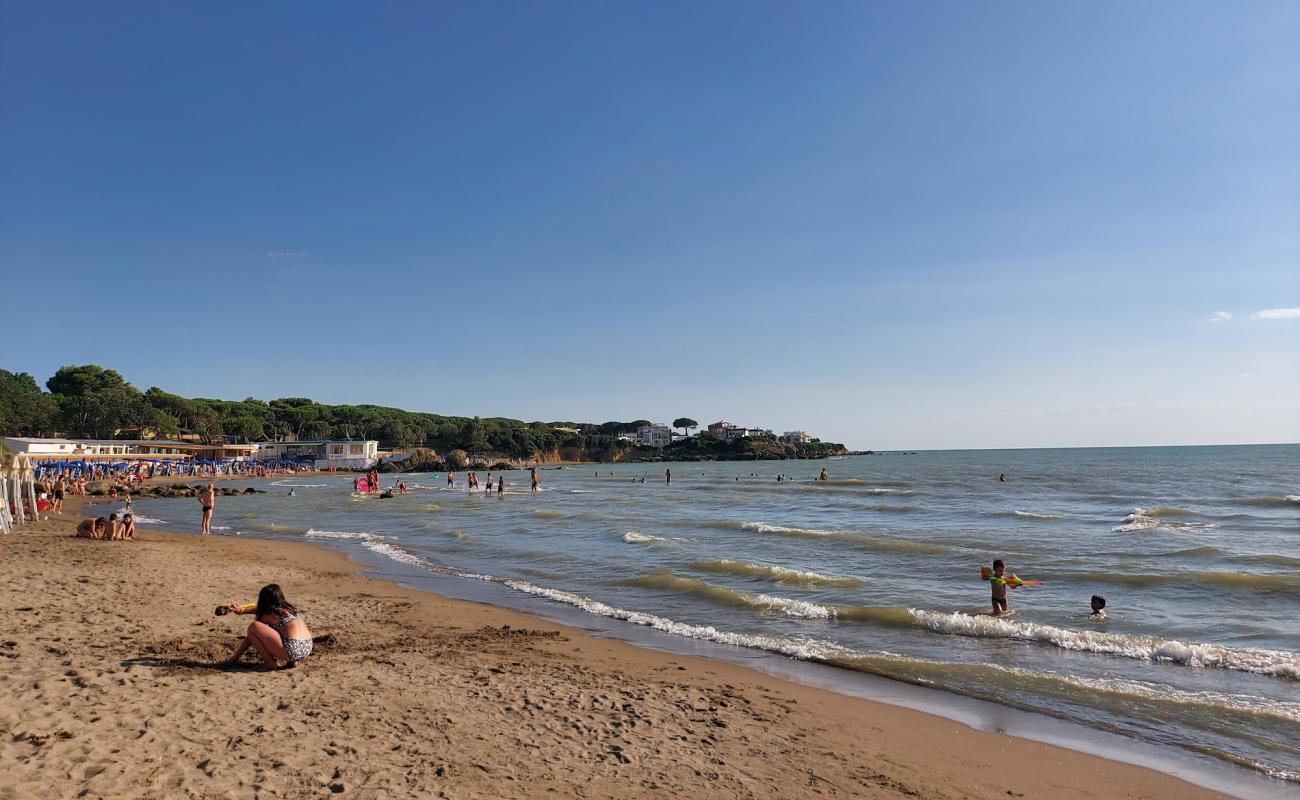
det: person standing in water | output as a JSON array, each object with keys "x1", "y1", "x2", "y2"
[
  {"x1": 198, "y1": 481, "x2": 216, "y2": 535},
  {"x1": 817, "y1": 468, "x2": 828, "y2": 481},
  {"x1": 665, "y1": 468, "x2": 671, "y2": 485},
  {"x1": 496, "y1": 476, "x2": 504, "y2": 496},
  {"x1": 530, "y1": 467, "x2": 540, "y2": 493},
  {"x1": 447, "y1": 471, "x2": 455, "y2": 489}
]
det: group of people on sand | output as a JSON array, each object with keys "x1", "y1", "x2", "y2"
[{"x1": 75, "y1": 512, "x2": 136, "y2": 540}]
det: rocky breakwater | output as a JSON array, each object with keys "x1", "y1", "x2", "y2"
[{"x1": 88, "y1": 482, "x2": 266, "y2": 499}]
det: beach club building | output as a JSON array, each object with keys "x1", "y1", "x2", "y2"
[
  {"x1": 252, "y1": 440, "x2": 378, "y2": 469},
  {"x1": 1, "y1": 437, "x2": 257, "y2": 461}
]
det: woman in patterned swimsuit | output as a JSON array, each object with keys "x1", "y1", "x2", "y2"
[{"x1": 222, "y1": 584, "x2": 314, "y2": 668}]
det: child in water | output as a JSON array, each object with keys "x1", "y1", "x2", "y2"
[
  {"x1": 988, "y1": 559, "x2": 1011, "y2": 615},
  {"x1": 1090, "y1": 595, "x2": 1107, "y2": 620}
]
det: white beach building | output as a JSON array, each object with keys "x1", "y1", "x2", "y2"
[
  {"x1": 618, "y1": 424, "x2": 673, "y2": 449},
  {"x1": 252, "y1": 440, "x2": 379, "y2": 469}
]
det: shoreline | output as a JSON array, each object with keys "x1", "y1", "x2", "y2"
[{"x1": 0, "y1": 498, "x2": 1249, "y2": 799}]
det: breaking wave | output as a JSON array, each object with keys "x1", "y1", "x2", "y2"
[
  {"x1": 678, "y1": 519, "x2": 947, "y2": 555},
  {"x1": 687, "y1": 560, "x2": 865, "y2": 588},
  {"x1": 623, "y1": 531, "x2": 664, "y2": 543},
  {"x1": 905, "y1": 610, "x2": 1300, "y2": 679},
  {"x1": 1113, "y1": 507, "x2": 1217, "y2": 532}
]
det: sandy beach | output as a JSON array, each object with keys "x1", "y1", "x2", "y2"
[{"x1": 0, "y1": 499, "x2": 1229, "y2": 800}]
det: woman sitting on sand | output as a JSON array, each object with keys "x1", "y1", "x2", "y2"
[
  {"x1": 120, "y1": 513, "x2": 136, "y2": 540},
  {"x1": 75, "y1": 517, "x2": 107, "y2": 539},
  {"x1": 222, "y1": 584, "x2": 313, "y2": 668}
]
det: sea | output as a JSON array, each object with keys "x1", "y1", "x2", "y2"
[{"x1": 127, "y1": 445, "x2": 1300, "y2": 796}]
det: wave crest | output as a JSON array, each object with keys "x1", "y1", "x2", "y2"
[{"x1": 688, "y1": 560, "x2": 865, "y2": 588}]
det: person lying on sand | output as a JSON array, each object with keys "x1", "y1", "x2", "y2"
[
  {"x1": 75, "y1": 517, "x2": 107, "y2": 539},
  {"x1": 221, "y1": 584, "x2": 314, "y2": 669}
]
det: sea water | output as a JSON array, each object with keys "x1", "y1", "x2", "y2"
[{"x1": 131, "y1": 445, "x2": 1300, "y2": 789}]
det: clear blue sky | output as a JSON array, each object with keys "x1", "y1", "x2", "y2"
[{"x1": 2, "y1": 2, "x2": 1297, "y2": 449}]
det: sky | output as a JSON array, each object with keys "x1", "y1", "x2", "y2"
[{"x1": 1, "y1": 1, "x2": 1297, "y2": 450}]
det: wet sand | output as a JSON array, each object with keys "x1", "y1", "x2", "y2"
[{"x1": 0, "y1": 499, "x2": 1228, "y2": 799}]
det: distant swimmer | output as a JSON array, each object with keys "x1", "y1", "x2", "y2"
[
  {"x1": 999, "y1": 474, "x2": 1006, "y2": 482},
  {"x1": 665, "y1": 468, "x2": 671, "y2": 485},
  {"x1": 1090, "y1": 595, "x2": 1107, "y2": 620},
  {"x1": 817, "y1": 468, "x2": 828, "y2": 481},
  {"x1": 288, "y1": 488, "x2": 296, "y2": 497}
]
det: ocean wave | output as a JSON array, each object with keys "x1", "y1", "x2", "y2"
[
  {"x1": 1013, "y1": 510, "x2": 1060, "y2": 520},
  {"x1": 688, "y1": 560, "x2": 865, "y2": 588},
  {"x1": 906, "y1": 610, "x2": 1300, "y2": 679},
  {"x1": 868, "y1": 503, "x2": 919, "y2": 513},
  {"x1": 532, "y1": 510, "x2": 564, "y2": 519},
  {"x1": 626, "y1": 573, "x2": 912, "y2": 623},
  {"x1": 1232, "y1": 495, "x2": 1300, "y2": 508},
  {"x1": 623, "y1": 531, "x2": 664, "y2": 543},
  {"x1": 676, "y1": 519, "x2": 946, "y2": 554},
  {"x1": 1113, "y1": 507, "x2": 1217, "y2": 532},
  {"x1": 269, "y1": 480, "x2": 329, "y2": 487},
  {"x1": 1055, "y1": 570, "x2": 1300, "y2": 594},
  {"x1": 625, "y1": 573, "x2": 834, "y2": 619},
  {"x1": 1235, "y1": 553, "x2": 1300, "y2": 569}
]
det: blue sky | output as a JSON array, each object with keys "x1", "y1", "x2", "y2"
[{"x1": 2, "y1": 2, "x2": 1297, "y2": 449}]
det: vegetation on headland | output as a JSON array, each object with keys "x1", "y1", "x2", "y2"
[
  {"x1": 0, "y1": 365, "x2": 847, "y2": 465},
  {"x1": 618, "y1": 434, "x2": 847, "y2": 462}
]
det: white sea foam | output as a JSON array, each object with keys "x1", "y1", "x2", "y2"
[
  {"x1": 122, "y1": 513, "x2": 168, "y2": 524},
  {"x1": 495, "y1": 578, "x2": 842, "y2": 660},
  {"x1": 270, "y1": 480, "x2": 329, "y2": 487},
  {"x1": 906, "y1": 610, "x2": 1300, "y2": 679},
  {"x1": 741, "y1": 521, "x2": 838, "y2": 536},
  {"x1": 305, "y1": 528, "x2": 381, "y2": 541},
  {"x1": 750, "y1": 594, "x2": 836, "y2": 619},
  {"x1": 1113, "y1": 507, "x2": 1217, "y2": 533},
  {"x1": 1012, "y1": 510, "x2": 1060, "y2": 520},
  {"x1": 623, "y1": 531, "x2": 663, "y2": 543}
]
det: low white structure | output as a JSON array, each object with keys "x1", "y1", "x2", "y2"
[
  {"x1": 781, "y1": 430, "x2": 813, "y2": 443},
  {"x1": 2, "y1": 437, "x2": 80, "y2": 456},
  {"x1": 253, "y1": 440, "x2": 378, "y2": 469}
]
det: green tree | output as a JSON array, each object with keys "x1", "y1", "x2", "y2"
[
  {"x1": 0, "y1": 370, "x2": 58, "y2": 436},
  {"x1": 302, "y1": 420, "x2": 333, "y2": 440},
  {"x1": 466, "y1": 417, "x2": 491, "y2": 456},
  {"x1": 672, "y1": 417, "x2": 698, "y2": 438},
  {"x1": 225, "y1": 415, "x2": 266, "y2": 442},
  {"x1": 47, "y1": 364, "x2": 142, "y2": 438}
]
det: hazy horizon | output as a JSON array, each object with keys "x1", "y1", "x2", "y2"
[{"x1": 3, "y1": 2, "x2": 1297, "y2": 450}]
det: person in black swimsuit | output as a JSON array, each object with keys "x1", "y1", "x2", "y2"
[{"x1": 198, "y1": 482, "x2": 215, "y2": 535}]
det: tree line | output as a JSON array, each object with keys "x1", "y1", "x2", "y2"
[{"x1": 0, "y1": 365, "x2": 660, "y2": 460}]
